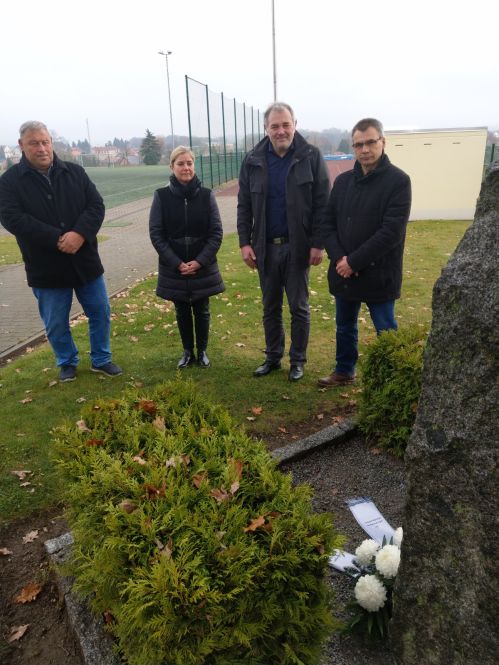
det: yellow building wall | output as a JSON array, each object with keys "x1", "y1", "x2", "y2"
[{"x1": 385, "y1": 128, "x2": 487, "y2": 220}]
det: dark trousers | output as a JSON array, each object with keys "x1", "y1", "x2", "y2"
[
  {"x1": 174, "y1": 298, "x2": 210, "y2": 353},
  {"x1": 258, "y1": 243, "x2": 310, "y2": 364}
]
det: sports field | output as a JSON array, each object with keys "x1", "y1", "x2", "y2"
[{"x1": 86, "y1": 165, "x2": 170, "y2": 208}]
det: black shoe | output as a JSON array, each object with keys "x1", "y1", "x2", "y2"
[
  {"x1": 253, "y1": 360, "x2": 281, "y2": 377},
  {"x1": 59, "y1": 365, "x2": 77, "y2": 382},
  {"x1": 197, "y1": 351, "x2": 210, "y2": 368},
  {"x1": 288, "y1": 364, "x2": 304, "y2": 381},
  {"x1": 178, "y1": 350, "x2": 195, "y2": 369},
  {"x1": 91, "y1": 361, "x2": 122, "y2": 377}
]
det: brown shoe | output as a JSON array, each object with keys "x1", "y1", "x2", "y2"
[{"x1": 317, "y1": 371, "x2": 356, "y2": 387}]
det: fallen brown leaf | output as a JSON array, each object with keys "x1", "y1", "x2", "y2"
[
  {"x1": 22, "y1": 530, "x2": 39, "y2": 544},
  {"x1": 14, "y1": 582, "x2": 43, "y2": 604},
  {"x1": 192, "y1": 471, "x2": 208, "y2": 488},
  {"x1": 11, "y1": 470, "x2": 32, "y2": 480},
  {"x1": 278, "y1": 426, "x2": 288, "y2": 433},
  {"x1": 244, "y1": 515, "x2": 266, "y2": 533},
  {"x1": 251, "y1": 406, "x2": 263, "y2": 416},
  {"x1": 0, "y1": 547, "x2": 13, "y2": 556},
  {"x1": 8, "y1": 624, "x2": 29, "y2": 643},
  {"x1": 210, "y1": 487, "x2": 231, "y2": 503},
  {"x1": 76, "y1": 419, "x2": 91, "y2": 432},
  {"x1": 153, "y1": 416, "x2": 166, "y2": 431}
]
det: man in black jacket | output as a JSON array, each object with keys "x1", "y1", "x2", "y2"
[
  {"x1": 237, "y1": 102, "x2": 330, "y2": 381},
  {"x1": 319, "y1": 118, "x2": 411, "y2": 387},
  {"x1": 0, "y1": 121, "x2": 121, "y2": 382}
]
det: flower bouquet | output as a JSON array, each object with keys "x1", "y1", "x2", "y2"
[
  {"x1": 344, "y1": 528, "x2": 403, "y2": 638},
  {"x1": 329, "y1": 497, "x2": 402, "y2": 639}
]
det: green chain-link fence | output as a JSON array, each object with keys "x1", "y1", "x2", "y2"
[{"x1": 185, "y1": 76, "x2": 264, "y2": 188}]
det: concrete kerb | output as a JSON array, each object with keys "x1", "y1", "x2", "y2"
[{"x1": 44, "y1": 419, "x2": 357, "y2": 664}]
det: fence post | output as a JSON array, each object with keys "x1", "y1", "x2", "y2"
[
  {"x1": 222, "y1": 92, "x2": 228, "y2": 184},
  {"x1": 205, "y1": 84, "x2": 214, "y2": 189},
  {"x1": 185, "y1": 75, "x2": 193, "y2": 150}
]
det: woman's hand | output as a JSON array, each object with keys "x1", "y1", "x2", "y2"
[{"x1": 178, "y1": 260, "x2": 201, "y2": 275}]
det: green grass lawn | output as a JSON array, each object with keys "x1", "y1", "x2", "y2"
[
  {"x1": 86, "y1": 165, "x2": 170, "y2": 208},
  {"x1": 0, "y1": 220, "x2": 470, "y2": 525}
]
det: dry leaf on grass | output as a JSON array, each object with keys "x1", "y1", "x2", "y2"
[
  {"x1": 251, "y1": 406, "x2": 263, "y2": 416},
  {"x1": 8, "y1": 625, "x2": 29, "y2": 643},
  {"x1": 11, "y1": 470, "x2": 32, "y2": 480},
  {"x1": 19, "y1": 396, "x2": 33, "y2": 404},
  {"x1": 76, "y1": 419, "x2": 91, "y2": 432},
  {"x1": 0, "y1": 547, "x2": 13, "y2": 556},
  {"x1": 14, "y1": 582, "x2": 43, "y2": 604}
]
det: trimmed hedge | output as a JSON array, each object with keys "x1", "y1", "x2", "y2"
[
  {"x1": 357, "y1": 328, "x2": 425, "y2": 457},
  {"x1": 53, "y1": 378, "x2": 343, "y2": 665}
]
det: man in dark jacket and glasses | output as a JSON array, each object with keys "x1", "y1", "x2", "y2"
[{"x1": 319, "y1": 117, "x2": 411, "y2": 387}]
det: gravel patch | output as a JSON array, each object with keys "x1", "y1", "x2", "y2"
[{"x1": 280, "y1": 434, "x2": 406, "y2": 665}]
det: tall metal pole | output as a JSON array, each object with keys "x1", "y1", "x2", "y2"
[
  {"x1": 158, "y1": 50, "x2": 174, "y2": 150},
  {"x1": 271, "y1": 0, "x2": 277, "y2": 100}
]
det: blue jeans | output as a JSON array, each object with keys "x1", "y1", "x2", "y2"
[
  {"x1": 33, "y1": 275, "x2": 112, "y2": 368},
  {"x1": 335, "y1": 296, "x2": 397, "y2": 376}
]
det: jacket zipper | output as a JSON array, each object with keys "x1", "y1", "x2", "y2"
[{"x1": 184, "y1": 198, "x2": 188, "y2": 260}]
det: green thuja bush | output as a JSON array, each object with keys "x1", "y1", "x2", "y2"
[
  {"x1": 357, "y1": 328, "x2": 425, "y2": 457},
  {"x1": 53, "y1": 378, "x2": 343, "y2": 665}
]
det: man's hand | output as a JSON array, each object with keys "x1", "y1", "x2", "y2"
[
  {"x1": 57, "y1": 231, "x2": 85, "y2": 254},
  {"x1": 309, "y1": 247, "x2": 324, "y2": 266},
  {"x1": 178, "y1": 260, "x2": 201, "y2": 276},
  {"x1": 336, "y1": 255, "x2": 354, "y2": 278},
  {"x1": 241, "y1": 245, "x2": 257, "y2": 269}
]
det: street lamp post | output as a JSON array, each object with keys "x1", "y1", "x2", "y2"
[{"x1": 158, "y1": 50, "x2": 174, "y2": 151}]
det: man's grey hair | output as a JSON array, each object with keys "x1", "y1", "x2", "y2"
[
  {"x1": 19, "y1": 121, "x2": 50, "y2": 138},
  {"x1": 264, "y1": 102, "x2": 296, "y2": 126},
  {"x1": 351, "y1": 118, "x2": 384, "y2": 138}
]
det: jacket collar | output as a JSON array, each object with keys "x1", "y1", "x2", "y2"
[
  {"x1": 18, "y1": 152, "x2": 67, "y2": 177},
  {"x1": 354, "y1": 152, "x2": 391, "y2": 182},
  {"x1": 248, "y1": 131, "x2": 312, "y2": 164}
]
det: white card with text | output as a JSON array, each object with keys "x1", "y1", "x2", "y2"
[{"x1": 346, "y1": 496, "x2": 395, "y2": 544}]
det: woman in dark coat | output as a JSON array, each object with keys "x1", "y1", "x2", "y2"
[{"x1": 149, "y1": 146, "x2": 225, "y2": 368}]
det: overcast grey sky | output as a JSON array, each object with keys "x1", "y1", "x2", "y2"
[{"x1": 2, "y1": 0, "x2": 498, "y2": 146}]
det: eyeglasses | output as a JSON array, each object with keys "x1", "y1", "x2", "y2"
[{"x1": 352, "y1": 138, "x2": 383, "y2": 150}]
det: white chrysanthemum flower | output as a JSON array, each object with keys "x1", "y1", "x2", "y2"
[
  {"x1": 355, "y1": 539, "x2": 380, "y2": 566},
  {"x1": 375, "y1": 544, "x2": 401, "y2": 578},
  {"x1": 354, "y1": 574, "x2": 387, "y2": 612},
  {"x1": 393, "y1": 527, "x2": 403, "y2": 547}
]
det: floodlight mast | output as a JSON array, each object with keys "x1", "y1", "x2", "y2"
[{"x1": 158, "y1": 50, "x2": 175, "y2": 150}]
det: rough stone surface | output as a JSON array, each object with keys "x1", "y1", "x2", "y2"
[
  {"x1": 390, "y1": 168, "x2": 499, "y2": 664},
  {"x1": 45, "y1": 534, "x2": 120, "y2": 665}
]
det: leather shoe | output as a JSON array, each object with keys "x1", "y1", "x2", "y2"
[
  {"x1": 317, "y1": 371, "x2": 356, "y2": 387},
  {"x1": 197, "y1": 350, "x2": 210, "y2": 368},
  {"x1": 253, "y1": 360, "x2": 281, "y2": 377},
  {"x1": 178, "y1": 350, "x2": 195, "y2": 369},
  {"x1": 288, "y1": 364, "x2": 304, "y2": 381}
]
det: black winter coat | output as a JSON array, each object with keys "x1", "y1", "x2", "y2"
[
  {"x1": 323, "y1": 154, "x2": 411, "y2": 302},
  {"x1": 149, "y1": 178, "x2": 225, "y2": 303},
  {"x1": 0, "y1": 154, "x2": 105, "y2": 288},
  {"x1": 237, "y1": 132, "x2": 330, "y2": 271}
]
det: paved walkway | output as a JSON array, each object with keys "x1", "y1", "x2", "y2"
[{"x1": 0, "y1": 191, "x2": 238, "y2": 362}]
